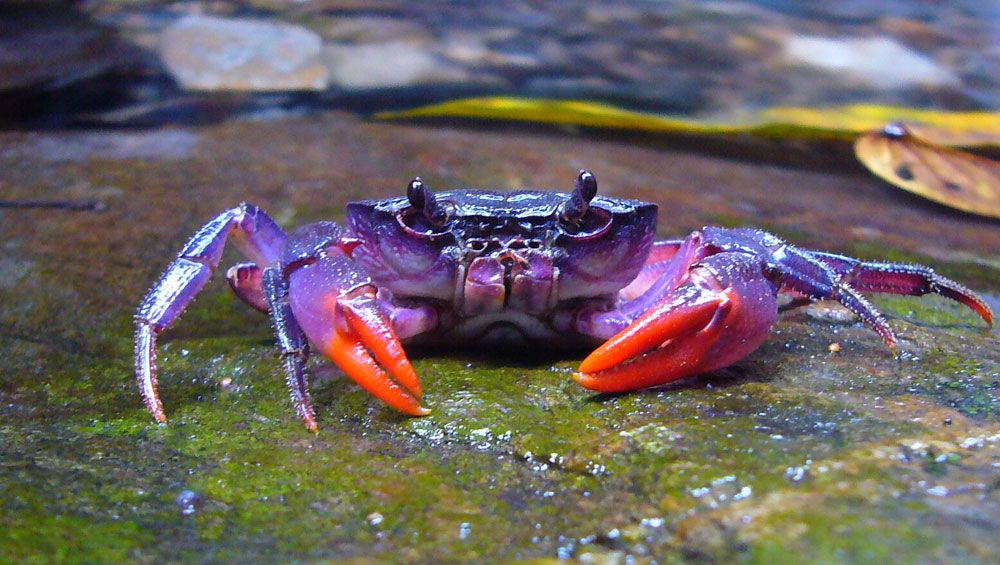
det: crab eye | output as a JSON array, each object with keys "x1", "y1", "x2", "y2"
[
  {"x1": 396, "y1": 177, "x2": 453, "y2": 237},
  {"x1": 559, "y1": 206, "x2": 613, "y2": 239},
  {"x1": 559, "y1": 169, "x2": 612, "y2": 239}
]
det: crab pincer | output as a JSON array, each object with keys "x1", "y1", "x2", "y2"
[
  {"x1": 574, "y1": 252, "x2": 777, "y2": 393},
  {"x1": 573, "y1": 224, "x2": 992, "y2": 396},
  {"x1": 287, "y1": 253, "x2": 428, "y2": 416},
  {"x1": 573, "y1": 287, "x2": 734, "y2": 392}
]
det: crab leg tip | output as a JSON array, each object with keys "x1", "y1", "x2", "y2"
[
  {"x1": 880, "y1": 330, "x2": 898, "y2": 353},
  {"x1": 978, "y1": 304, "x2": 993, "y2": 328}
]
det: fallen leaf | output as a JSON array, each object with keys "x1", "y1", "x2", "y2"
[
  {"x1": 854, "y1": 123, "x2": 1000, "y2": 218},
  {"x1": 376, "y1": 98, "x2": 1000, "y2": 148}
]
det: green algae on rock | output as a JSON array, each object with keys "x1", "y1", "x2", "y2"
[{"x1": 1, "y1": 112, "x2": 998, "y2": 561}]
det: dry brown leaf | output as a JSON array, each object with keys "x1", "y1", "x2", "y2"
[{"x1": 854, "y1": 123, "x2": 1000, "y2": 218}]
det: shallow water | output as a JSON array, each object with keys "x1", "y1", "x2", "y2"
[{"x1": 2, "y1": 1, "x2": 997, "y2": 127}]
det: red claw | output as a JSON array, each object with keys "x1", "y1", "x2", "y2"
[
  {"x1": 312, "y1": 294, "x2": 429, "y2": 416},
  {"x1": 574, "y1": 290, "x2": 734, "y2": 392},
  {"x1": 341, "y1": 297, "x2": 423, "y2": 400},
  {"x1": 578, "y1": 291, "x2": 726, "y2": 374}
]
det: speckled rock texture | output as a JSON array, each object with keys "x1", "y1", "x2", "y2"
[{"x1": 1, "y1": 112, "x2": 998, "y2": 561}]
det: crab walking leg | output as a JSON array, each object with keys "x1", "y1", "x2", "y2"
[
  {"x1": 287, "y1": 253, "x2": 429, "y2": 415},
  {"x1": 810, "y1": 251, "x2": 993, "y2": 326},
  {"x1": 696, "y1": 227, "x2": 901, "y2": 350},
  {"x1": 574, "y1": 253, "x2": 779, "y2": 393},
  {"x1": 775, "y1": 251, "x2": 898, "y2": 349},
  {"x1": 261, "y1": 268, "x2": 317, "y2": 431},
  {"x1": 135, "y1": 203, "x2": 287, "y2": 423}
]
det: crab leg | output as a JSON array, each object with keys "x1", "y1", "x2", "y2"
[
  {"x1": 617, "y1": 235, "x2": 707, "y2": 307},
  {"x1": 262, "y1": 268, "x2": 317, "y2": 431},
  {"x1": 810, "y1": 251, "x2": 993, "y2": 326},
  {"x1": 287, "y1": 253, "x2": 429, "y2": 416},
  {"x1": 575, "y1": 225, "x2": 994, "y2": 396},
  {"x1": 135, "y1": 204, "x2": 286, "y2": 423},
  {"x1": 646, "y1": 239, "x2": 685, "y2": 263}
]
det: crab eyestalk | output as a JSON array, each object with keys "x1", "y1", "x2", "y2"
[
  {"x1": 407, "y1": 177, "x2": 449, "y2": 227},
  {"x1": 560, "y1": 170, "x2": 598, "y2": 223}
]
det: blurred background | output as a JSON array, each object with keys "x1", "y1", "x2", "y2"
[{"x1": 3, "y1": 0, "x2": 998, "y2": 128}]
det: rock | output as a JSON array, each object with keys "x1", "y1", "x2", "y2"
[
  {"x1": 782, "y1": 35, "x2": 958, "y2": 89},
  {"x1": 879, "y1": 17, "x2": 957, "y2": 51},
  {"x1": 323, "y1": 41, "x2": 467, "y2": 90},
  {"x1": 441, "y1": 32, "x2": 543, "y2": 70},
  {"x1": 159, "y1": 15, "x2": 328, "y2": 91},
  {"x1": 0, "y1": 8, "x2": 139, "y2": 92},
  {"x1": 2, "y1": 111, "x2": 999, "y2": 562},
  {"x1": 320, "y1": 16, "x2": 432, "y2": 43}
]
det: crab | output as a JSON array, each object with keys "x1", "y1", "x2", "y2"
[{"x1": 135, "y1": 171, "x2": 993, "y2": 431}]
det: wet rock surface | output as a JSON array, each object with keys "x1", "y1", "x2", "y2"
[{"x1": 1, "y1": 112, "x2": 998, "y2": 560}]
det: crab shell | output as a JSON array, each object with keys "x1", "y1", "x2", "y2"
[{"x1": 346, "y1": 191, "x2": 657, "y2": 317}]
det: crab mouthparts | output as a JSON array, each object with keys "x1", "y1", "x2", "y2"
[{"x1": 459, "y1": 247, "x2": 556, "y2": 317}]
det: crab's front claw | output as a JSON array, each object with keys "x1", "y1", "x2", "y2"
[
  {"x1": 288, "y1": 255, "x2": 429, "y2": 416},
  {"x1": 328, "y1": 295, "x2": 428, "y2": 415},
  {"x1": 574, "y1": 255, "x2": 779, "y2": 393},
  {"x1": 573, "y1": 290, "x2": 731, "y2": 392}
]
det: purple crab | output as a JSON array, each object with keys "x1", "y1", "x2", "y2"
[{"x1": 135, "y1": 171, "x2": 993, "y2": 431}]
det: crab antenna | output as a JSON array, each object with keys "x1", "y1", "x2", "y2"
[
  {"x1": 562, "y1": 170, "x2": 598, "y2": 222},
  {"x1": 407, "y1": 177, "x2": 449, "y2": 226}
]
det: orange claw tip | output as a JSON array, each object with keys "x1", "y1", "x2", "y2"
[
  {"x1": 320, "y1": 330, "x2": 425, "y2": 416},
  {"x1": 411, "y1": 406, "x2": 432, "y2": 417},
  {"x1": 571, "y1": 371, "x2": 600, "y2": 391},
  {"x1": 395, "y1": 402, "x2": 431, "y2": 417},
  {"x1": 577, "y1": 351, "x2": 606, "y2": 376}
]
